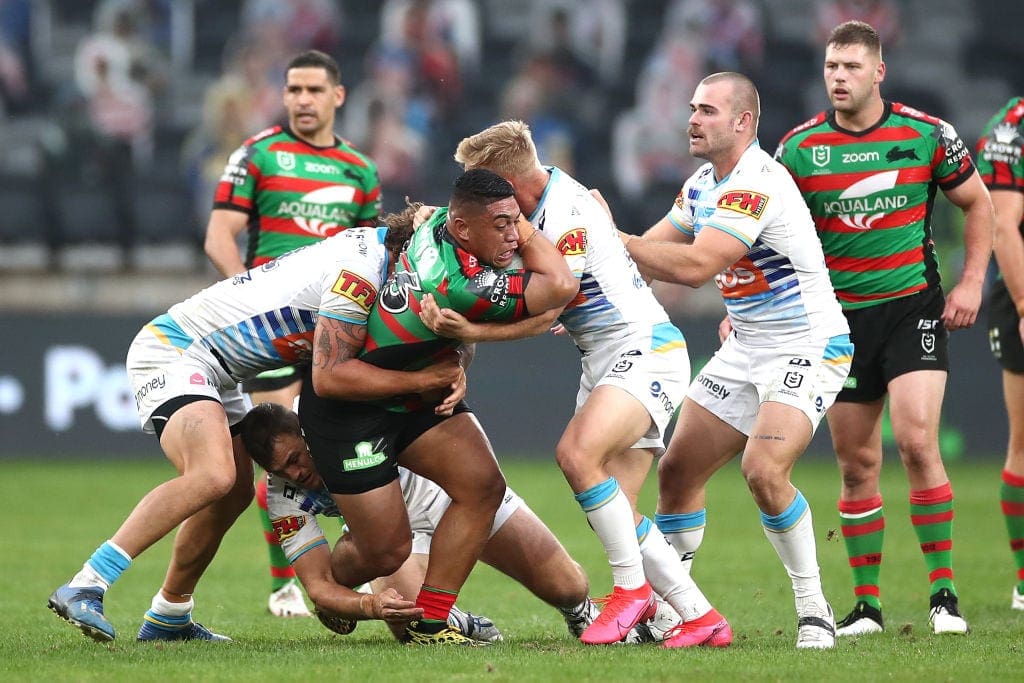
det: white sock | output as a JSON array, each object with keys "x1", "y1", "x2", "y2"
[
  {"x1": 639, "y1": 522, "x2": 712, "y2": 621},
  {"x1": 762, "y1": 502, "x2": 827, "y2": 611},
  {"x1": 579, "y1": 482, "x2": 646, "y2": 589},
  {"x1": 69, "y1": 563, "x2": 109, "y2": 591},
  {"x1": 150, "y1": 592, "x2": 194, "y2": 617}
]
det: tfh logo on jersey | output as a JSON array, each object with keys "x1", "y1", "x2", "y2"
[
  {"x1": 271, "y1": 515, "x2": 305, "y2": 542},
  {"x1": 557, "y1": 228, "x2": 587, "y2": 256},
  {"x1": 717, "y1": 191, "x2": 769, "y2": 220},
  {"x1": 331, "y1": 269, "x2": 377, "y2": 312}
]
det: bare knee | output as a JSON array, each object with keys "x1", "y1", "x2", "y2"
[{"x1": 356, "y1": 537, "x2": 413, "y2": 579}]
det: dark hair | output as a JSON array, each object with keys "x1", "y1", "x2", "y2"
[
  {"x1": 238, "y1": 402, "x2": 301, "y2": 470},
  {"x1": 827, "y1": 21, "x2": 882, "y2": 57},
  {"x1": 449, "y1": 168, "x2": 515, "y2": 215},
  {"x1": 382, "y1": 200, "x2": 422, "y2": 254},
  {"x1": 286, "y1": 49, "x2": 341, "y2": 85}
]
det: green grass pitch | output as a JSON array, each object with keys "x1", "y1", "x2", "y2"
[{"x1": 2, "y1": 456, "x2": 1020, "y2": 681}]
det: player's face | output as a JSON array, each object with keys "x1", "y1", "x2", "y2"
[
  {"x1": 687, "y1": 81, "x2": 739, "y2": 161},
  {"x1": 824, "y1": 43, "x2": 883, "y2": 117},
  {"x1": 462, "y1": 196, "x2": 524, "y2": 269},
  {"x1": 267, "y1": 432, "x2": 323, "y2": 491},
  {"x1": 283, "y1": 67, "x2": 345, "y2": 143}
]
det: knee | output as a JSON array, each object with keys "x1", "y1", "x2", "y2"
[
  {"x1": 362, "y1": 537, "x2": 413, "y2": 578},
  {"x1": 553, "y1": 561, "x2": 590, "y2": 607},
  {"x1": 894, "y1": 429, "x2": 935, "y2": 467},
  {"x1": 740, "y1": 457, "x2": 784, "y2": 498}
]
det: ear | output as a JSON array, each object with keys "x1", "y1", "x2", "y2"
[
  {"x1": 451, "y1": 216, "x2": 471, "y2": 242},
  {"x1": 334, "y1": 84, "x2": 346, "y2": 108},
  {"x1": 735, "y1": 110, "x2": 753, "y2": 133},
  {"x1": 875, "y1": 60, "x2": 886, "y2": 85}
]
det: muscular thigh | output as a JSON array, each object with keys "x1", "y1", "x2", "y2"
[
  {"x1": 988, "y1": 279, "x2": 1024, "y2": 372},
  {"x1": 398, "y1": 411, "x2": 503, "y2": 497}
]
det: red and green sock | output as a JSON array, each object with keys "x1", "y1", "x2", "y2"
[
  {"x1": 910, "y1": 482, "x2": 956, "y2": 597},
  {"x1": 256, "y1": 476, "x2": 297, "y2": 592},
  {"x1": 415, "y1": 584, "x2": 458, "y2": 626},
  {"x1": 1000, "y1": 469, "x2": 1024, "y2": 592},
  {"x1": 838, "y1": 494, "x2": 884, "y2": 609}
]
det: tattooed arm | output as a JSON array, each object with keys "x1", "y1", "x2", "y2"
[{"x1": 310, "y1": 316, "x2": 465, "y2": 404}]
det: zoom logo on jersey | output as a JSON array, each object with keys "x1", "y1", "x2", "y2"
[
  {"x1": 695, "y1": 373, "x2": 730, "y2": 400},
  {"x1": 842, "y1": 151, "x2": 880, "y2": 163},
  {"x1": 822, "y1": 170, "x2": 907, "y2": 230}
]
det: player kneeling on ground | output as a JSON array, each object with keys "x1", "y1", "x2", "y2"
[{"x1": 238, "y1": 402, "x2": 598, "y2": 642}]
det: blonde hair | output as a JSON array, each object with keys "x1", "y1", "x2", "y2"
[{"x1": 454, "y1": 120, "x2": 541, "y2": 178}]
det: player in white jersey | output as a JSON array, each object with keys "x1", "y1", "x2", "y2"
[
  {"x1": 239, "y1": 402, "x2": 598, "y2": 642},
  {"x1": 47, "y1": 208, "x2": 468, "y2": 644},
  {"x1": 415, "y1": 120, "x2": 727, "y2": 648},
  {"x1": 623, "y1": 72, "x2": 852, "y2": 650}
]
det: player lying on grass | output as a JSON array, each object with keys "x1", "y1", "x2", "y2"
[{"x1": 239, "y1": 401, "x2": 606, "y2": 642}]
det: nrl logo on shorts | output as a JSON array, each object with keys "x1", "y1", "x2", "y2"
[
  {"x1": 784, "y1": 371, "x2": 804, "y2": 389},
  {"x1": 277, "y1": 151, "x2": 297, "y2": 171},
  {"x1": 812, "y1": 145, "x2": 830, "y2": 167},
  {"x1": 921, "y1": 333, "x2": 936, "y2": 354}
]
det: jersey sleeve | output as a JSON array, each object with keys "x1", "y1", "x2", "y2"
[
  {"x1": 265, "y1": 474, "x2": 328, "y2": 564},
  {"x1": 666, "y1": 186, "x2": 696, "y2": 237},
  {"x1": 318, "y1": 241, "x2": 381, "y2": 325},
  {"x1": 356, "y1": 162, "x2": 383, "y2": 224},
  {"x1": 977, "y1": 105, "x2": 1024, "y2": 193},
  {"x1": 701, "y1": 186, "x2": 772, "y2": 247},
  {"x1": 932, "y1": 119, "x2": 975, "y2": 191},
  {"x1": 213, "y1": 142, "x2": 260, "y2": 212}
]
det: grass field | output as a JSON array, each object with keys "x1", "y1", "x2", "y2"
[{"x1": 3, "y1": 456, "x2": 1020, "y2": 682}]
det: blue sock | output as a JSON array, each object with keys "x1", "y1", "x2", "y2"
[
  {"x1": 87, "y1": 541, "x2": 132, "y2": 587},
  {"x1": 760, "y1": 490, "x2": 809, "y2": 532},
  {"x1": 573, "y1": 477, "x2": 620, "y2": 512},
  {"x1": 654, "y1": 510, "x2": 706, "y2": 534}
]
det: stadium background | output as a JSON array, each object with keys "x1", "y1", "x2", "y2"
[{"x1": 0, "y1": 0, "x2": 1017, "y2": 459}]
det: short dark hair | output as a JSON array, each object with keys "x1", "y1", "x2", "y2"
[
  {"x1": 827, "y1": 21, "x2": 882, "y2": 58},
  {"x1": 449, "y1": 168, "x2": 515, "y2": 215},
  {"x1": 286, "y1": 49, "x2": 341, "y2": 85},
  {"x1": 238, "y1": 402, "x2": 301, "y2": 471}
]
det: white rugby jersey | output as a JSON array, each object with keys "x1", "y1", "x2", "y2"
[
  {"x1": 266, "y1": 468, "x2": 430, "y2": 562},
  {"x1": 144, "y1": 228, "x2": 390, "y2": 380},
  {"x1": 667, "y1": 144, "x2": 848, "y2": 344},
  {"x1": 532, "y1": 167, "x2": 684, "y2": 353}
]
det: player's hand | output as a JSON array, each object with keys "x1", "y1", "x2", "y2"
[
  {"x1": 718, "y1": 315, "x2": 733, "y2": 343},
  {"x1": 550, "y1": 322, "x2": 567, "y2": 336},
  {"x1": 942, "y1": 280, "x2": 982, "y2": 331},
  {"x1": 589, "y1": 187, "x2": 613, "y2": 221},
  {"x1": 434, "y1": 362, "x2": 467, "y2": 416},
  {"x1": 419, "y1": 293, "x2": 477, "y2": 341},
  {"x1": 365, "y1": 588, "x2": 424, "y2": 625},
  {"x1": 413, "y1": 205, "x2": 439, "y2": 229}
]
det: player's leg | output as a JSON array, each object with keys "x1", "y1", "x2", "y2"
[
  {"x1": 249, "y1": 374, "x2": 311, "y2": 617},
  {"x1": 557, "y1": 384, "x2": 658, "y2": 643},
  {"x1": 50, "y1": 397, "x2": 240, "y2": 642},
  {"x1": 1001, "y1": 369, "x2": 1024, "y2": 610},
  {"x1": 329, "y1": 481, "x2": 413, "y2": 588},
  {"x1": 828, "y1": 399, "x2": 888, "y2": 635},
  {"x1": 138, "y1": 430, "x2": 254, "y2": 642},
  {"x1": 371, "y1": 553, "x2": 429, "y2": 640},
  {"x1": 743, "y1": 400, "x2": 834, "y2": 649},
  {"x1": 398, "y1": 411, "x2": 505, "y2": 645},
  {"x1": 887, "y1": 368, "x2": 968, "y2": 634}
]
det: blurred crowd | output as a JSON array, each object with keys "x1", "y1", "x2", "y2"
[{"x1": 0, "y1": 0, "x2": 1020, "y2": 272}]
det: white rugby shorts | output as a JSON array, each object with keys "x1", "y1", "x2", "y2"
[
  {"x1": 687, "y1": 333, "x2": 853, "y2": 435},
  {"x1": 575, "y1": 336, "x2": 690, "y2": 453},
  {"x1": 126, "y1": 325, "x2": 250, "y2": 433}
]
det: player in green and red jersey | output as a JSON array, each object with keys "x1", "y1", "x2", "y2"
[
  {"x1": 775, "y1": 20, "x2": 994, "y2": 636},
  {"x1": 203, "y1": 49, "x2": 381, "y2": 618},
  {"x1": 976, "y1": 97, "x2": 1024, "y2": 611},
  {"x1": 297, "y1": 168, "x2": 578, "y2": 644}
]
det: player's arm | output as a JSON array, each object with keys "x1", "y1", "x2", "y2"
[
  {"x1": 204, "y1": 208, "x2": 249, "y2": 277},
  {"x1": 517, "y1": 222, "x2": 579, "y2": 314},
  {"x1": 941, "y1": 172, "x2": 995, "y2": 330},
  {"x1": 991, "y1": 189, "x2": 1024, "y2": 343},
  {"x1": 419, "y1": 294, "x2": 563, "y2": 343},
  {"x1": 625, "y1": 224, "x2": 746, "y2": 287},
  {"x1": 311, "y1": 316, "x2": 464, "y2": 402},
  {"x1": 290, "y1": 540, "x2": 423, "y2": 624}
]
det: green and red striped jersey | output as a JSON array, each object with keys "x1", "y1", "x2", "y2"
[
  {"x1": 361, "y1": 207, "x2": 532, "y2": 411},
  {"x1": 214, "y1": 125, "x2": 381, "y2": 267},
  {"x1": 976, "y1": 97, "x2": 1024, "y2": 193},
  {"x1": 775, "y1": 102, "x2": 975, "y2": 309}
]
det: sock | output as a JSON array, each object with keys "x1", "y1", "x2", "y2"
[
  {"x1": 838, "y1": 494, "x2": 884, "y2": 610},
  {"x1": 415, "y1": 584, "x2": 458, "y2": 623},
  {"x1": 257, "y1": 476, "x2": 296, "y2": 591},
  {"x1": 910, "y1": 482, "x2": 956, "y2": 596},
  {"x1": 761, "y1": 490, "x2": 825, "y2": 610},
  {"x1": 1001, "y1": 470, "x2": 1024, "y2": 593},
  {"x1": 143, "y1": 592, "x2": 194, "y2": 631},
  {"x1": 575, "y1": 478, "x2": 645, "y2": 589},
  {"x1": 637, "y1": 516, "x2": 711, "y2": 621},
  {"x1": 557, "y1": 599, "x2": 593, "y2": 620},
  {"x1": 70, "y1": 540, "x2": 132, "y2": 590},
  {"x1": 655, "y1": 510, "x2": 706, "y2": 575}
]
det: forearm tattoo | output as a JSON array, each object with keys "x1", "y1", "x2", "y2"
[{"x1": 315, "y1": 317, "x2": 367, "y2": 371}]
